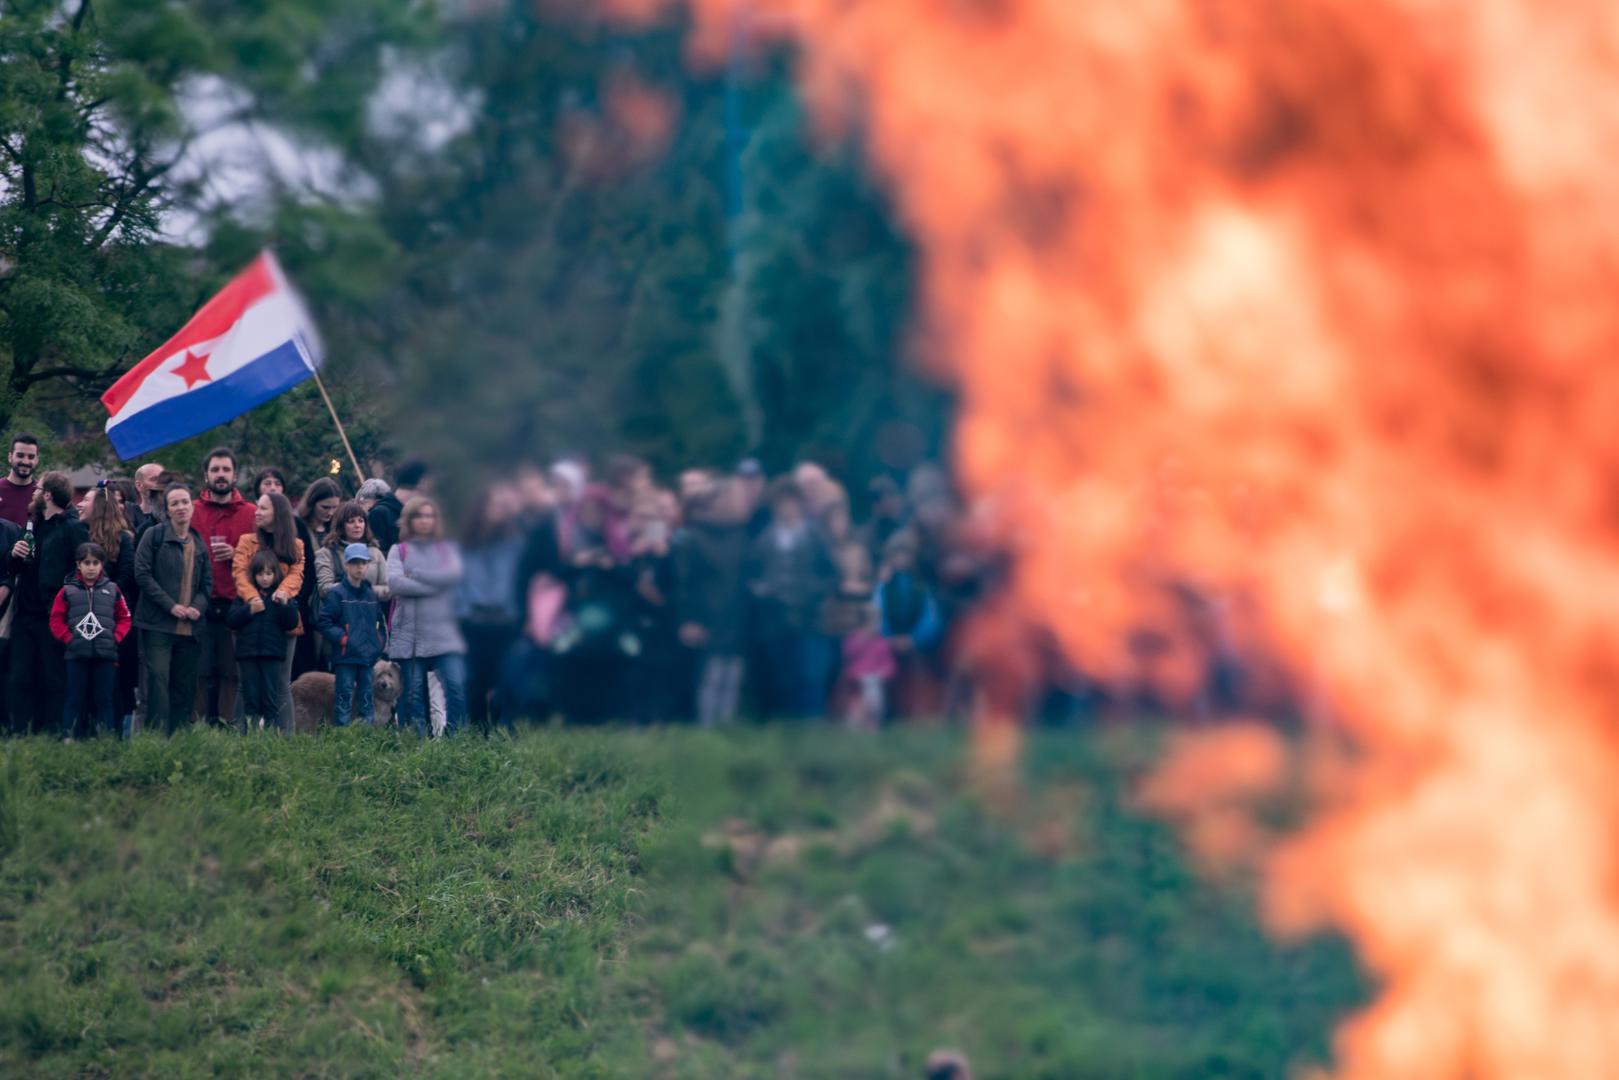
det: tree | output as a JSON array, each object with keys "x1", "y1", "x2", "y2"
[
  {"x1": 0, "y1": 0, "x2": 427, "y2": 461},
  {"x1": 0, "y1": 1, "x2": 951, "y2": 500},
  {"x1": 726, "y1": 80, "x2": 949, "y2": 481},
  {"x1": 373, "y1": 6, "x2": 948, "y2": 491},
  {"x1": 365, "y1": 7, "x2": 743, "y2": 483}
]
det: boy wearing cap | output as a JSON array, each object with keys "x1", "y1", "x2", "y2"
[{"x1": 317, "y1": 543, "x2": 389, "y2": 726}]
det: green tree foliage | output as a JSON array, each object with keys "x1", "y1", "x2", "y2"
[
  {"x1": 369, "y1": 9, "x2": 741, "y2": 481},
  {"x1": 0, "y1": 0, "x2": 425, "y2": 475},
  {"x1": 0, "y1": 0, "x2": 950, "y2": 495},
  {"x1": 372, "y1": 6, "x2": 947, "y2": 487},
  {"x1": 726, "y1": 83, "x2": 950, "y2": 479}
]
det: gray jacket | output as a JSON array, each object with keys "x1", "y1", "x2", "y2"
[
  {"x1": 133, "y1": 522, "x2": 211, "y2": 634},
  {"x1": 385, "y1": 540, "x2": 465, "y2": 658}
]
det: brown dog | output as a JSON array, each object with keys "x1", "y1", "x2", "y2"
[{"x1": 290, "y1": 660, "x2": 403, "y2": 733}]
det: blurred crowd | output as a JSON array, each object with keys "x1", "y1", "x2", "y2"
[
  {"x1": 0, "y1": 432, "x2": 1043, "y2": 738},
  {"x1": 0, "y1": 428, "x2": 1297, "y2": 740},
  {"x1": 464, "y1": 453, "x2": 996, "y2": 731}
]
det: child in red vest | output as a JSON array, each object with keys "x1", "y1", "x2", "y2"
[{"x1": 50, "y1": 542, "x2": 133, "y2": 742}]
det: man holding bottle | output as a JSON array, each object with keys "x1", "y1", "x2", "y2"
[{"x1": 8, "y1": 472, "x2": 87, "y2": 734}]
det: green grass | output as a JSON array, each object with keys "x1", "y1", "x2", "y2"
[
  {"x1": 0, "y1": 725, "x2": 1365, "y2": 1077},
  {"x1": 0, "y1": 729, "x2": 661, "y2": 1077}
]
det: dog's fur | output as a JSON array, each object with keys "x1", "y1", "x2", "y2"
[
  {"x1": 923, "y1": 1051, "x2": 972, "y2": 1080},
  {"x1": 290, "y1": 660, "x2": 402, "y2": 733}
]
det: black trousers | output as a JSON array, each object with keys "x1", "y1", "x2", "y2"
[
  {"x1": 9, "y1": 615, "x2": 66, "y2": 735},
  {"x1": 0, "y1": 637, "x2": 11, "y2": 734},
  {"x1": 237, "y1": 657, "x2": 283, "y2": 724},
  {"x1": 292, "y1": 605, "x2": 323, "y2": 679},
  {"x1": 116, "y1": 630, "x2": 139, "y2": 718},
  {"x1": 462, "y1": 621, "x2": 518, "y2": 732},
  {"x1": 195, "y1": 615, "x2": 239, "y2": 725}
]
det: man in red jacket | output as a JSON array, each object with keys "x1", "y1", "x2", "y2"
[{"x1": 190, "y1": 446, "x2": 256, "y2": 727}]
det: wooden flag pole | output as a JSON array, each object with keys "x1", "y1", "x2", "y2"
[{"x1": 310, "y1": 368, "x2": 364, "y2": 481}]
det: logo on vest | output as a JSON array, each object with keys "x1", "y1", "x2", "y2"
[{"x1": 75, "y1": 611, "x2": 106, "y2": 641}]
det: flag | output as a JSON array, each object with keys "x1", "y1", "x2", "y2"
[{"x1": 101, "y1": 251, "x2": 324, "y2": 459}]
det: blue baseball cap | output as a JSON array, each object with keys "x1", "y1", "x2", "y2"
[{"x1": 343, "y1": 542, "x2": 373, "y2": 563}]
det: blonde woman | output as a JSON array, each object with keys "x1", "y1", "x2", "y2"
[{"x1": 385, "y1": 497, "x2": 467, "y2": 737}]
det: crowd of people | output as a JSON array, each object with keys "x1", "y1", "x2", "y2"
[{"x1": 0, "y1": 432, "x2": 1019, "y2": 740}]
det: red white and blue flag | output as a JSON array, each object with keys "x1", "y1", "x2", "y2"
[{"x1": 101, "y1": 251, "x2": 324, "y2": 459}]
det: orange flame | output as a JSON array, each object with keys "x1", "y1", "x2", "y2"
[{"x1": 610, "y1": 0, "x2": 1619, "y2": 1074}]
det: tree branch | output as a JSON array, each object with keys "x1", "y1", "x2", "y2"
[
  {"x1": 27, "y1": 365, "x2": 111, "y2": 383},
  {"x1": 86, "y1": 141, "x2": 189, "y2": 251}
]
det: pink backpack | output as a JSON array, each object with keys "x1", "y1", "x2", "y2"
[{"x1": 525, "y1": 573, "x2": 568, "y2": 645}]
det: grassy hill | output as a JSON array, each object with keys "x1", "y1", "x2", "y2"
[{"x1": 0, "y1": 726, "x2": 1364, "y2": 1077}]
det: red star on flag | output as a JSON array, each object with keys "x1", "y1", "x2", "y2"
[{"x1": 173, "y1": 347, "x2": 213, "y2": 389}]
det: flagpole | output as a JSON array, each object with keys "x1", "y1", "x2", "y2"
[{"x1": 310, "y1": 368, "x2": 364, "y2": 481}]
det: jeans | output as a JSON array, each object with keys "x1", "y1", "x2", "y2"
[
  {"x1": 142, "y1": 629, "x2": 202, "y2": 735},
  {"x1": 63, "y1": 657, "x2": 117, "y2": 739},
  {"x1": 697, "y1": 654, "x2": 744, "y2": 727},
  {"x1": 333, "y1": 663, "x2": 374, "y2": 727},
  {"x1": 400, "y1": 654, "x2": 467, "y2": 738},
  {"x1": 759, "y1": 632, "x2": 835, "y2": 719}
]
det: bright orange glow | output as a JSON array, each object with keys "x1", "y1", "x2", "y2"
[
  {"x1": 1137, "y1": 723, "x2": 1289, "y2": 871},
  {"x1": 611, "y1": 1, "x2": 1619, "y2": 1075}
]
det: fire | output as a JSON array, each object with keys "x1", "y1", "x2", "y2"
[{"x1": 608, "y1": 0, "x2": 1619, "y2": 1075}]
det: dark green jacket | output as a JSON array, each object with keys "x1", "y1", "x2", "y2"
[{"x1": 132, "y1": 522, "x2": 210, "y2": 634}]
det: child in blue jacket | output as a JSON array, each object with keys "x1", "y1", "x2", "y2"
[{"x1": 317, "y1": 543, "x2": 388, "y2": 726}]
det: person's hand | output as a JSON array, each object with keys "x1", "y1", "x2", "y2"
[
  {"x1": 184, "y1": 606, "x2": 203, "y2": 621},
  {"x1": 10, "y1": 540, "x2": 28, "y2": 560},
  {"x1": 271, "y1": 591, "x2": 289, "y2": 605},
  {"x1": 210, "y1": 539, "x2": 232, "y2": 561},
  {"x1": 637, "y1": 569, "x2": 663, "y2": 606},
  {"x1": 171, "y1": 603, "x2": 201, "y2": 621},
  {"x1": 250, "y1": 597, "x2": 266, "y2": 614},
  {"x1": 678, "y1": 623, "x2": 708, "y2": 648}
]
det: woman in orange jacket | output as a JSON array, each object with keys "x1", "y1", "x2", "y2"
[{"x1": 231, "y1": 492, "x2": 305, "y2": 731}]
